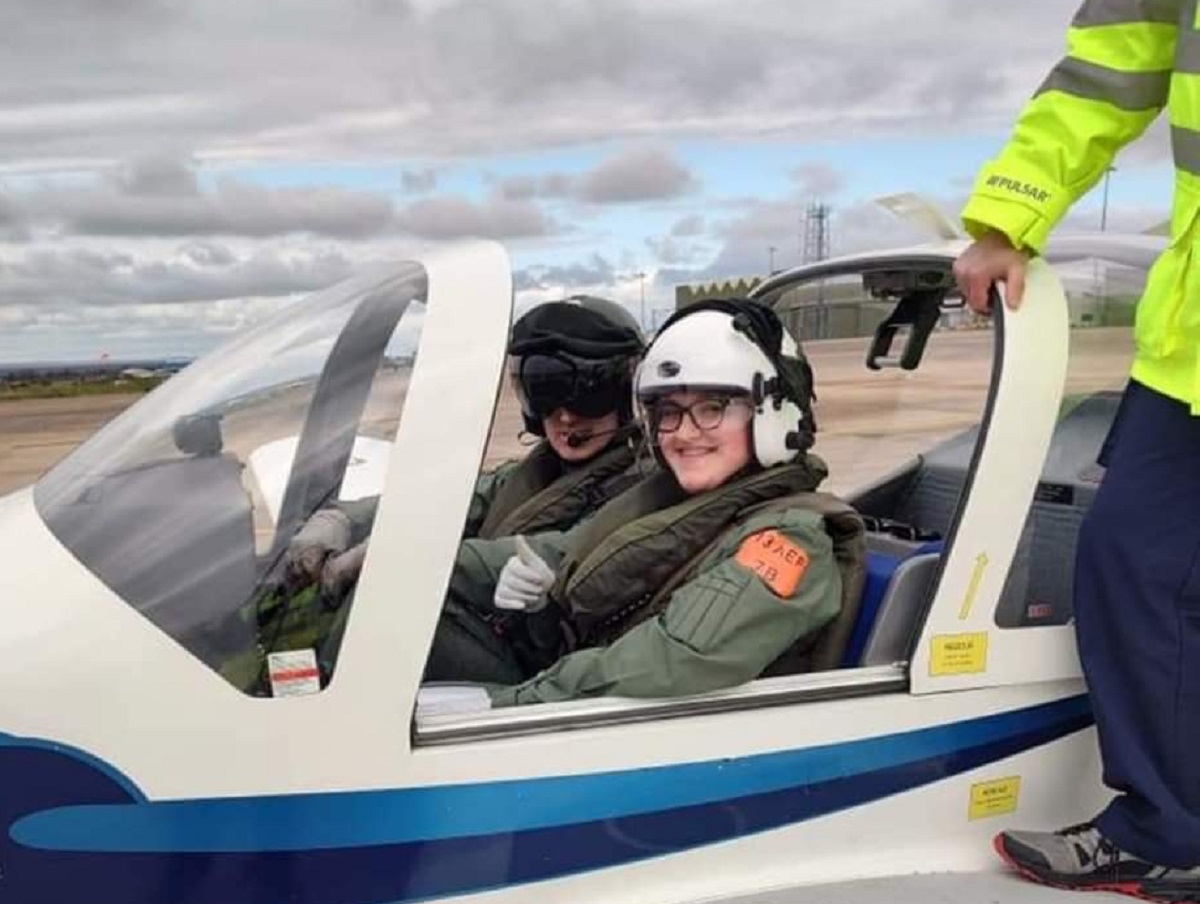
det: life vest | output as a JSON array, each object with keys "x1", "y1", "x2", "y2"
[
  {"x1": 549, "y1": 456, "x2": 866, "y2": 672},
  {"x1": 477, "y1": 430, "x2": 643, "y2": 539}
]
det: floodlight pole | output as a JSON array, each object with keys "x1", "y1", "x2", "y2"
[
  {"x1": 1100, "y1": 166, "x2": 1115, "y2": 232},
  {"x1": 636, "y1": 271, "x2": 646, "y2": 329}
]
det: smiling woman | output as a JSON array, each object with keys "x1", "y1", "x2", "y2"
[
  {"x1": 646, "y1": 392, "x2": 755, "y2": 493},
  {"x1": 421, "y1": 297, "x2": 864, "y2": 708}
]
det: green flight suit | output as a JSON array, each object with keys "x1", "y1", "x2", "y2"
[
  {"x1": 425, "y1": 459, "x2": 859, "y2": 707},
  {"x1": 336, "y1": 433, "x2": 643, "y2": 541},
  {"x1": 490, "y1": 505, "x2": 841, "y2": 706},
  {"x1": 423, "y1": 531, "x2": 571, "y2": 685},
  {"x1": 216, "y1": 435, "x2": 644, "y2": 695}
]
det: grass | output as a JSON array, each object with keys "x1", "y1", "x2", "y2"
[{"x1": 0, "y1": 376, "x2": 165, "y2": 402}]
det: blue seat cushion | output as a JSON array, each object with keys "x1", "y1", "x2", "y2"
[{"x1": 841, "y1": 539, "x2": 945, "y2": 668}]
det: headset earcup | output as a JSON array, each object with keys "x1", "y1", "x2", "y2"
[{"x1": 752, "y1": 398, "x2": 805, "y2": 467}]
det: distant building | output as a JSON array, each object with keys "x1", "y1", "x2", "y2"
[
  {"x1": 673, "y1": 269, "x2": 989, "y2": 343},
  {"x1": 674, "y1": 277, "x2": 765, "y2": 309},
  {"x1": 674, "y1": 274, "x2": 892, "y2": 342}
]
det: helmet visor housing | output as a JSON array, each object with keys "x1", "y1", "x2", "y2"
[{"x1": 511, "y1": 352, "x2": 631, "y2": 421}]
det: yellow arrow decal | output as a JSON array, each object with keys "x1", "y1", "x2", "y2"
[{"x1": 958, "y1": 553, "x2": 989, "y2": 620}]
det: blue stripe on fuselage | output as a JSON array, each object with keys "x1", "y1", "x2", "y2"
[
  {"x1": 14, "y1": 696, "x2": 1091, "y2": 853},
  {"x1": 1, "y1": 696, "x2": 1094, "y2": 904}
]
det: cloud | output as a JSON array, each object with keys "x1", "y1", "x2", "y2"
[
  {"x1": 400, "y1": 167, "x2": 438, "y2": 192},
  {"x1": 792, "y1": 162, "x2": 844, "y2": 198},
  {"x1": 0, "y1": 0, "x2": 1138, "y2": 362},
  {"x1": 0, "y1": 243, "x2": 355, "y2": 307},
  {"x1": 496, "y1": 148, "x2": 697, "y2": 206},
  {"x1": 514, "y1": 254, "x2": 617, "y2": 292},
  {"x1": 0, "y1": 193, "x2": 30, "y2": 241},
  {"x1": 117, "y1": 152, "x2": 201, "y2": 195},
  {"x1": 0, "y1": 295, "x2": 303, "y2": 362},
  {"x1": 3, "y1": 157, "x2": 398, "y2": 239},
  {"x1": 664, "y1": 194, "x2": 938, "y2": 283},
  {"x1": 61, "y1": 181, "x2": 395, "y2": 238},
  {"x1": 646, "y1": 235, "x2": 703, "y2": 265},
  {"x1": 180, "y1": 240, "x2": 237, "y2": 266},
  {"x1": 496, "y1": 172, "x2": 574, "y2": 201},
  {"x1": 670, "y1": 213, "x2": 706, "y2": 237},
  {"x1": 664, "y1": 184, "x2": 1172, "y2": 292},
  {"x1": 0, "y1": 0, "x2": 1080, "y2": 170},
  {"x1": 395, "y1": 194, "x2": 556, "y2": 239},
  {"x1": 576, "y1": 147, "x2": 698, "y2": 203}
]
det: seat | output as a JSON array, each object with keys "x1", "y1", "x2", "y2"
[
  {"x1": 841, "y1": 532, "x2": 943, "y2": 668},
  {"x1": 859, "y1": 551, "x2": 941, "y2": 665}
]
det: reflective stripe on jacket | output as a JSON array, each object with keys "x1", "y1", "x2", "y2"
[{"x1": 960, "y1": 0, "x2": 1200, "y2": 413}]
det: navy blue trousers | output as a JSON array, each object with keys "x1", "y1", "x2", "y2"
[{"x1": 1079, "y1": 380, "x2": 1200, "y2": 867}]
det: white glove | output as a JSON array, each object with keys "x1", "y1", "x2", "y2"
[
  {"x1": 286, "y1": 509, "x2": 352, "y2": 585},
  {"x1": 493, "y1": 535, "x2": 556, "y2": 613},
  {"x1": 320, "y1": 540, "x2": 368, "y2": 602}
]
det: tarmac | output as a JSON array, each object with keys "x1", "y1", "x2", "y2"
[{"x1": 0, "y1": 329, "x2": 1133, "y2": 500}]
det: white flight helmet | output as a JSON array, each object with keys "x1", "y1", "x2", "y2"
[{"x1": 635, "y1": 302, "x2": 814, "y2": 468}]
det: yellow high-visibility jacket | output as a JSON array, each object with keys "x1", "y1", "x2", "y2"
[{"x1": 961, "y1": 0, "x2": 1200, "y2": 413}]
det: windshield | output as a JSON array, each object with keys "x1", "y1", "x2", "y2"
[{"x1": 35, "y1": 262, "x2": 428, "y2": 678}]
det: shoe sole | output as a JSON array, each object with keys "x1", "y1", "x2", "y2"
[{"x1": 993, "y1": 835, "x2": 1200, "y2": 904}]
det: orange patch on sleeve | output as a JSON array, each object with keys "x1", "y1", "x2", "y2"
[{"x1": 734, "y1": 529, "x2": 810, "y2": 597}]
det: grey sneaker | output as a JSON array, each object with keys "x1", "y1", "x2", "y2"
[{"x1": 995, "y1": 822, "x2": 1200, "y2": 903}]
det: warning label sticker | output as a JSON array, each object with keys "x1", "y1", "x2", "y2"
[
  {"x1": 267, "y1": 649, "x2": 321, "y2": 697},
  {"x1": 969, "y1": 776, "x2": 1021, "y2": 820},
  {"x1": 930, "y1": 632, "x2": 988, "y2": 676}
]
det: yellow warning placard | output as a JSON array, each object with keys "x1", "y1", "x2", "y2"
[
  {"x1": 969, "y1": 776, "x2": 1021, "y2": 820},
  {"x1": 929, "y1": 632, "x2": 988, "y2": 676}
]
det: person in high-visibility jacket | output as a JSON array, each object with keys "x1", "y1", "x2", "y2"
[{"x1": 954, "y1": 1, "x2": 1200, "y2": 897}]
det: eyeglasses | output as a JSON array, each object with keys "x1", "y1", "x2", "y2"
[
  {"x1": 512, "y1": 353, "x2": 629, "y2": 419},
  {"x1": 650, "y1": 396, "x2": 754, "y2": 433}
]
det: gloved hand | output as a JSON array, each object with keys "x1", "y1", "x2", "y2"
[
  {"x1": 285, "y1": 508, "x2": 353, "y2": 588},
  {"x1": 320, "y1": 540, "x2": 367, "y2": 603},
  {"x1": 494, "y1": 535, "x2": 556, "y2": 613}
]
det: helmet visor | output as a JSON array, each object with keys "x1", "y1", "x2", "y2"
[{"x1": 513, "y1": 353, "x2": 628, "y2": 420}]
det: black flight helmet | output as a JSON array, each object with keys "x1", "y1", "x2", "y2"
[{"x1": 508, "y1": 296, "x2": 645, "y2": 436}]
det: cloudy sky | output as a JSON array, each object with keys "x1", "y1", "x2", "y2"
[{"x1": 0, "y1": 0, "x2": 1175, "y2": 362}]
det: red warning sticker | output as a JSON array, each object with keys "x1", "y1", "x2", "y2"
[{"x1": 267, "y1": 649, "x2": 321, "y2": 697}]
